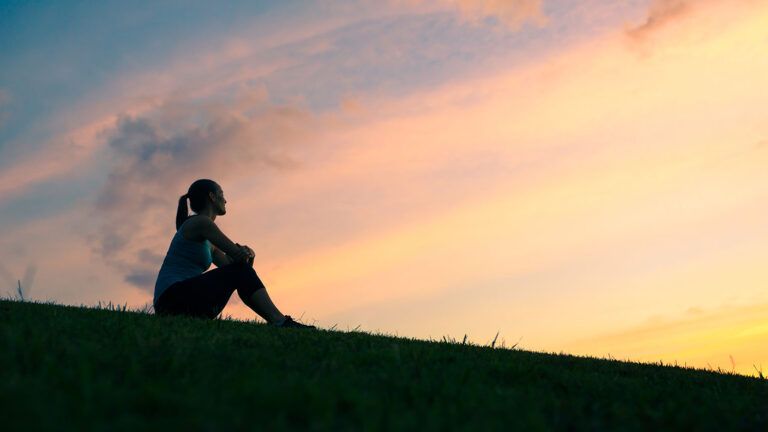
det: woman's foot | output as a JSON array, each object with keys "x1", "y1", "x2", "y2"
[{"x1": 271, "y1": 315, "x2": 316, "y2": 329}]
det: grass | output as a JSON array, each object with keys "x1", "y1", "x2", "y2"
[{"x1": 1, "y1": 299, "x2": 766, "y2": 431}]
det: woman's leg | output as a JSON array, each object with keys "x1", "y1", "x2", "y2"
[
  {"x1": 155, "y1": 277, "x2": 234, "y2": 319},
  {"x1": 221, "y1": 262, "x2": 286, "y2": 323},
  {"x1": 156, "y1": 262, "x2": 285, "y2": 322},
  {"x1": 240, "y1": 288, "x2": 285, "y2": 324}
]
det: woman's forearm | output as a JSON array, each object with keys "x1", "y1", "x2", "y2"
[{"x1": 199, "y1": 218, "x2": 250, "y2": 262}]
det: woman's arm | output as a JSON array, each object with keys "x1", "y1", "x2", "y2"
[
  {"x1": 211, "y1": 244, "x2": 254, "y2": 267},
  {"x1": 211, "y1": 245, "x2": 234, "y2": 267},
  {"x1": 188, "y1": 217, "x2": 250, "y2": 264}
]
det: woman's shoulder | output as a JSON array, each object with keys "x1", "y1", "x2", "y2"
[{"x1": 180, "y1": 215, "x2": 214, "y2": 242}]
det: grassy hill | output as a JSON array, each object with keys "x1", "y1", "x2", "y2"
[{"x1": 1, "y1": 299, "x2": 766, "y2": 431}]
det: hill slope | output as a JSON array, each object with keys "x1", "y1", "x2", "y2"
[{"x1": 1, "y1": 300, "x2": 766, "y2": 430}]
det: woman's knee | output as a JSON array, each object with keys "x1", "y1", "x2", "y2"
[
  {"x1": 225, "y1": 262, "x2": 264, "y2": 285},
  {"x1": 225, "y1": 261, "x2": 255, "y2": 274}
]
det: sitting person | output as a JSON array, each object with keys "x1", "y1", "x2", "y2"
[{"x1": 153, "y1": 178, "x2": 314, "y2": 329}]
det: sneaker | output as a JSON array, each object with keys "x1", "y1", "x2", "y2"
[{"x1": 273, "y1": 315, "x2": 316, "y2": 329}]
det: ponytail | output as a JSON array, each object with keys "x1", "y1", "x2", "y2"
[{"x1": 175, "y1": 194, "x2": 190, "y2": 230}]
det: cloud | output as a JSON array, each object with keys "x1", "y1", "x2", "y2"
[
  {"x1": 0, "y1": 11, "x2": 360, "y2": 201},
  {"x1": 451, "y1": 0, "x2": 547, "y2": 28},
  {"x1": 401, "y1": 0, "x2": 547, "y2": 29},
  {"x1": 87, "y1": 93, "x2": 318, "y2": 292},
  {"x1": 626, "y1": 0, "x2": 692, "y2": 41},
  {"x1": 0, "y1": 1, "x2": 557, "y2": 204},
  {"x1": 621, "y1": 0, "x2": 762, "y2": 59},
  {"x1": 623, "y1": 0, "x2": 749, "y2": 42}
]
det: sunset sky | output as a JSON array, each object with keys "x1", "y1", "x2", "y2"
[{"x1": 1, "y1": 0, "x2": 767, "y2": 377}]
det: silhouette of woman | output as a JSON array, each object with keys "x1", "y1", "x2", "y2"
[{"x1": 153, "y1": 179, "x2": 315, "y2": 329}]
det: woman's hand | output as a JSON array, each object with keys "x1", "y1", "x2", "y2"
[
  {"x1": 235, "y1": 243, "x2": 255, "y2": 267},
  {"x1": 228, "y1": 244, "x2": 250, "y2": 265}
]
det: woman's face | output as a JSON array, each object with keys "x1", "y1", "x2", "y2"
[{"x1": 212, "y1": 186, "x2": 227, "y2": 215}]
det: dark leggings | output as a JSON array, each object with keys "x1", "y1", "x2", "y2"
[{"x1": 155, "y1": 262, "x2": 265, "y2": 319}]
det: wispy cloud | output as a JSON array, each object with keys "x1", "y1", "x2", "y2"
[
  {"x1": 626, "y1": 0, "x2": 692, "y2": 41},
  {"x1": 624, "y1": 0, "x2": 749, "y2": 44},
  {"x1": 0, "y1": 10, "x2": 360, "y2": 200},
  {"x1": 449, "y1": 0, "x2": 547, "y2": 28},
  {"x1": 402, "y1": 0, "x2": 547, "y2": 28}
]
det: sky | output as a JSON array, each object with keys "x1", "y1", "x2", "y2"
[{"x1": 1, "y1": 0, "x2": 767, "y2": 377}]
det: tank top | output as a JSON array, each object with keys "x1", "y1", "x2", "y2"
[{"x1": 153, "y1": 216, "x2": 213, "y2": 306}]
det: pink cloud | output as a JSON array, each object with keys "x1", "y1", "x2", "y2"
[
  {"x1": 0, "y1": 1, "x2": 548, "y2": 204},
  {"x1": 0, "y1": 115, "x2": 119, "y2": 201},
  {"x1": 0, "y1": 12, "x2": 375, "y2": 202}
]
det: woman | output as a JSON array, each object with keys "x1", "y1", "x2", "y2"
[{"x1": 153, "y1": 179, "x2": 315, "y2": 329}]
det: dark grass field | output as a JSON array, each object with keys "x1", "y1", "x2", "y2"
[{"x1": 1, "y1": 299, "x2": 766, "y2": 431}]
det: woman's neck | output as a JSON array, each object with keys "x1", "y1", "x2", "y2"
[{"x1": 196, "y1": 206, "x2": 217, "y2": 221}]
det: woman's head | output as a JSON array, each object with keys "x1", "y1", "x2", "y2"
[{"x1": 176, "y1": 179, "x2": 227, "y2": 229}]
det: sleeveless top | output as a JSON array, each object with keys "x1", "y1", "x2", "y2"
[{"x1": 153, "y1": 216, "x2": 213, "y2": 306}]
